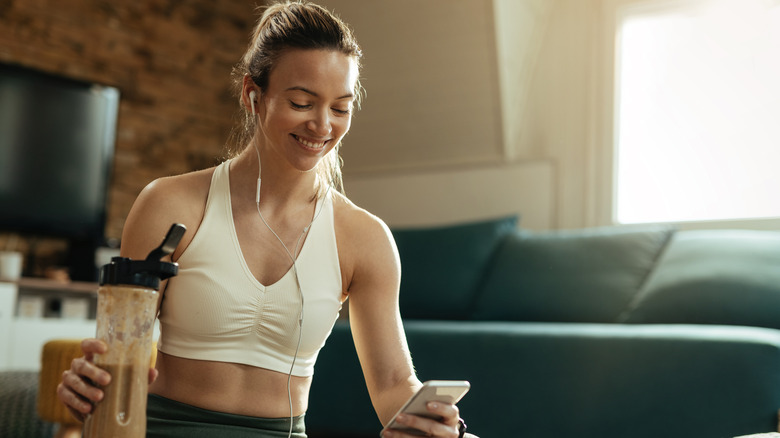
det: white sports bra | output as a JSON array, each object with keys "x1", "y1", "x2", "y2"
[{"x1": 157, "y1": 160, "x2": 343, "y2": 377}]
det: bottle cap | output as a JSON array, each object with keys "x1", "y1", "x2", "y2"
[{"x1": 99, "y1": 224, "x2": 186, "y2": 290}]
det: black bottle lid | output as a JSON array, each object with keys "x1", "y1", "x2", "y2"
[{"x1": 99, "y1": 224, "x2": 186, "y2": 290}]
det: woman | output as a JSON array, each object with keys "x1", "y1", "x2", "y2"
[{"x1": 57, "y1": 2, "x2": 471, "y2": 437}]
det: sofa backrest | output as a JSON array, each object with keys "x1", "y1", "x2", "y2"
[
  {"x1": 472, "y1": 224, "x2": 675, "y2": 323},
  {"x1": 391, "y1": 215, "x2": 519, "y2": 320},
  {"x1": 620, "y1": 229, "x2": 780, "y2": 329}
]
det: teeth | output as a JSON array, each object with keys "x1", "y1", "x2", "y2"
[{"x1": 295, "y1": 135, "x2": 326, "y2": 149}]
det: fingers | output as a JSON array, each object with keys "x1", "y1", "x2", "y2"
[
  {"x1": 382, "y1": 403, "x2": 461, "y2": 437},
  {"x1": 72, "y1": 354, "x2": 112, "y2": 387},
  {"x1": 56, "y1": 340, "x2": 112, "y2": 423},
  {"x1": 56, "y1": 376, "x2": 92, "y2": 421},
  {"x1": 148, "y1": 367, "x2": 159, "y2": 385},
  {"x1": 57, "y1": 368, "x2": 101, "y2": 421},
  {"x1": 80, "y1": 338, "x2": 108, "y2": 361},
  {"x1": 425, "y1": 402, "x2": 460, "y2": 427}
]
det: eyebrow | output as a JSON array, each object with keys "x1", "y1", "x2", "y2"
[{"x1": 285, "y1": 86, "x2": 353, "y2": 100}]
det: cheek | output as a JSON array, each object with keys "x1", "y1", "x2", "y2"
[
  {"x1": 337, "y1": 117, "x2": 352, "y2": 138},
  {"x1": 264, "y1": 99, "x2": 298, "y2": 123},
  {"x1": 268, "y1": 111, "x2": 305, "y2": 134}
]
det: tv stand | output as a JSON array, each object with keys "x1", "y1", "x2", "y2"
[{"x1": 0, "y1": 277, "x2": 97, "y2": 371}]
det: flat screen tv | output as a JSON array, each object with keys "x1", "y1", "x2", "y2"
[{"x1": 0, "y1": 62, "x2": 119, "y2": 281}]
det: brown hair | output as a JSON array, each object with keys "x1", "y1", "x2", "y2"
[{"x1": 229, "y1": 1, "x2": 363, "y2": 195}]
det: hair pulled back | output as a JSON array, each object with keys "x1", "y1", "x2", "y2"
[{"x1": 229, "y1": 1, "x2": 363, "y2": 195}]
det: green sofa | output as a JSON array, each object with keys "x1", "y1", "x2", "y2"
[
  {"x1": 3, "y1": 218, "x2": 780, "y2": 438},
  {"x1": 306, "y1": 217, "x2": 780, "y2": 438}
]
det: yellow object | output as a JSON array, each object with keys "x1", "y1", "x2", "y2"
[
  {"x1": 37, "y1": 339, "x2": 85, "y2": 427},
  {"x1": 36, "y1": 339, "x2": 158, "y2": 438}
]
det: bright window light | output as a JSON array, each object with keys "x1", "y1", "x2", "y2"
[{"x1": 614, "y1": 0, "x2": 780, "y2": 224}]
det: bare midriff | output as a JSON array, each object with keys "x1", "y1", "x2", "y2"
[{"x1": 149, "y1": 352, "x2": 312, "y2": 418}]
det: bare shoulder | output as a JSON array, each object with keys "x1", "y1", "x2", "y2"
[
  {"x1": 136, "y1": 168, "x2": 214, "y2": 215},
  {"x1": 333, "y1": 192, "x2": 395, "y2": 251},
  {"x1": 332, "y1": 192, "x2": 400, "y2": 293},
  {"x1": 121, "y1": 166, "x2": 216, "y2": 261}
]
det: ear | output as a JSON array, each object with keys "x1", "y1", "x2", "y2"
[{"x1": 242, "y1": 74, "x2": 260, "y2": 117}]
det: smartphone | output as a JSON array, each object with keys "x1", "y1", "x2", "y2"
[{"x1": 380, "y1": 380, "x2": 470, "y2": 436}]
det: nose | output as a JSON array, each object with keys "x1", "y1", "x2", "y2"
[{"x1": 306, "y1": 108, "x2": 332, "y2": 137}]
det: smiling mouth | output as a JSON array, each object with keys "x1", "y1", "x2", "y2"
[{"x1": 292, "y1": 134, "x2": 328, "y2": 150}]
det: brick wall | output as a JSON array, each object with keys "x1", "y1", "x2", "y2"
[{"x1": 0, "y1": 0, "x2": 257, "y2": 272}]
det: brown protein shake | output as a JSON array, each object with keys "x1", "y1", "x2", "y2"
[
  {"x1": 83, "y1": 224, "x2": 184, "y2": 438},
  {"x1": 83, "y1": 286, "x2": 158, "y2": 438}
]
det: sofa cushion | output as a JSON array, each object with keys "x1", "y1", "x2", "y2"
[
  {"x1": 391, "y1": 215, "x2": 518, "y2": 320},
  {"x1": 621, "y1": 230, "x2": 780, "y2": 329},
  {"x1": 473, "y1": 224, "x2": 675, "y2": 322}
]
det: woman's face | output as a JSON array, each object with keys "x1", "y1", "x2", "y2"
[{"x1": 256, "y1": 49, "x2": 359, "y2": 174}]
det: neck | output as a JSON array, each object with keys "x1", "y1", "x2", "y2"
[{"x1": 233, "y1": 145, "x2": 320, "y2": 208}]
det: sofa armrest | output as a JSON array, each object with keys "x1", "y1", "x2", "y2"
[{"x1": 309, "y1": 321, "x2": 780, "y2": 438}]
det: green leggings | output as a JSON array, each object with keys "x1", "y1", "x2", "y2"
[{"x1": 146, "y1": 394, "x2": 306, "y2": 438}]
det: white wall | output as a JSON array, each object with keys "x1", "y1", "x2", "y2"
[
  {"x1": 518, "y1": 0, "x2": 602, "y2": 229},
  {"x1": 320, "y1": 0, "x2": 561, "y2": 230},
  {"x1": 343, "y1": 160, "x2": 555, "y2": 230},
  {"x1": 324, "y1": 0, "x2": 780, "y2": 231},
  {"x1": 298, "y1": 0, "x2": 779, "y2": 231},
  {"x1": 493, "y1": 0, "x2": 556, "y2": 162},
  {"x1": 324, "y1": 0, "x2": 505, "y2": 171}
]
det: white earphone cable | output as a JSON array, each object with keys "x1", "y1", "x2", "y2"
[{"x1": 250, "y1": 110, "x2": 331, "y2": 437}]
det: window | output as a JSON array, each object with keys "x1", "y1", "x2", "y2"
[{"x1": 614, "y1": 0, "x2": 780, "y2": 224}]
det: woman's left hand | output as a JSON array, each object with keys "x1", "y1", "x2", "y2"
[{"x1": 381, "y1": 402, "x2": 469, "y2": 437}]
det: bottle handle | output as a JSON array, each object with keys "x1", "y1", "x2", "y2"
[{"x1": 145, "y1": 224, "x2": 187, "y2": 261}]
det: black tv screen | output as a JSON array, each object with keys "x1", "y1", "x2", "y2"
[{"x1": 0, "y1": 63, "x2": 119, "y2": 278}]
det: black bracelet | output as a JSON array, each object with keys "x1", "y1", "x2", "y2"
[{"x1": 458, "y1": 418, "x2": 467, "y2": 438}]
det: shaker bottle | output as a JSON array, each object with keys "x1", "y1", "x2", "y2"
[{"x1": 83, "y1": 224, "x2": 186, "y2": 438}]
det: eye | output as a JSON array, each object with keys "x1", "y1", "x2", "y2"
[
  {"x1": 331, "y1": 107, "x2": 351, "y2": 116},
  {"x1": 290, "y1": 101, "x2": 311, "y2": 110}
]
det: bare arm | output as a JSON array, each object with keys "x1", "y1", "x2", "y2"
[
  {"x1": 346, "y1": 214, "x2": 419, "y2": 424},
  {"x1": 56, "y1": 170, "x2": 210, "y2": 421},
  {"x1": 119, "y1": 173, "x2": 208, "y2": 262},
  {"x1": 342, "y1": 209, "x2": 464, "y2": 437}
]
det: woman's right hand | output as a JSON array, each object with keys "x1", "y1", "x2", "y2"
[{"x1": 56, "y1": 338, "x2": 111, "y2": 422}]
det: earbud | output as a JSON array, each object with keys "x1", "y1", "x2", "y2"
[{"x1": 249, "y1": 90, "x2": 257, "y2": 117}]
